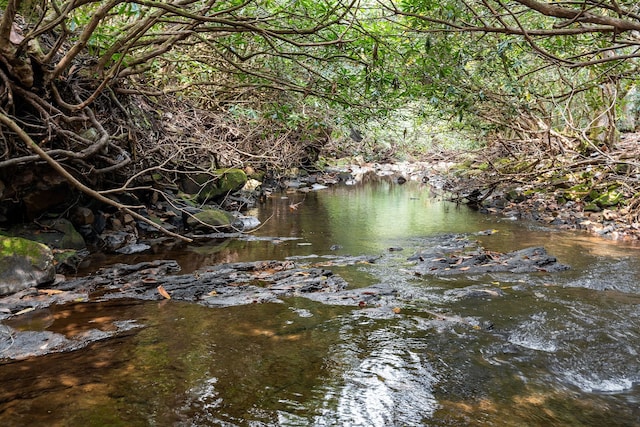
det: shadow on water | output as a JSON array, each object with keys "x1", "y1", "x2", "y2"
[{"x1": 2, "y1": 177, "x2": 640, "y2": 426}]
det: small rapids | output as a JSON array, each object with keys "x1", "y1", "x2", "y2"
[{"x1": 314, "y1": 319, "x2": 439, "y2": 426}]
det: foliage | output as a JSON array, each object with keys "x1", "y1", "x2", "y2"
[
  {"x1": 0, "y1": 0, "x2": 639, "y2": 184},
  {"x1": 380, "y1": 0, "x2": 640, "y2": 150}
]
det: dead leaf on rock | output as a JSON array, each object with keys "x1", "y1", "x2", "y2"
[
  {"x1": 157, "y1": 285, "x2": 171, "y2": 299},
  {"x1": 14, "y1": 307, "x2": 35, "y2": 316},
  {"x1": 38, "y1": 289, "x2": 64, "y2": 296}
]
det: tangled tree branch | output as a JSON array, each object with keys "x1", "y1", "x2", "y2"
[{"x1": 0, "y1": 110, "x2": 192, "y2": 241}]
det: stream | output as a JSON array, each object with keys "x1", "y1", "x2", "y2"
[{"x1": 1, "y1": 176, "x2": 640, "y2": 426}]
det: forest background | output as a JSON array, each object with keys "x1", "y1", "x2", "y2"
[{"x1": 1, "y1": 0, "x2": 640, "y2": 232}]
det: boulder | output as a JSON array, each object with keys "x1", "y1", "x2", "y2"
[
  {"x1": 100, "y1": 230, "x2": 137, "y2": 252},
  {"x1": 41, "y1": 218, "x2": 86, "y2": 249},
  {"x1": 0, "y1": 235, "x2": 55, "y2": 296},
  {"x1": 180, "y1": 169, "x2": 248, "y2": 203},
  {"x1": 186, "y1": 208, "x2": 235, "y2": 232},
  {"x1": 9, "y1": 218, "x2": 86, "y2": 250}
]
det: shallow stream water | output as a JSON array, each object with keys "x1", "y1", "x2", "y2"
[{"x1": 1, "y1": 177, "x2": 640, "y2": 426}]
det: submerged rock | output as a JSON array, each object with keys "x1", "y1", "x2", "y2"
[
  {"x1": 233, "y1": 215, "x2": 261, "y2": 231},
  {"x1": 116, "y1": 243, "x2": 151, "y2": 254}
]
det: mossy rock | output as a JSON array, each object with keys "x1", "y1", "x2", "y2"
[
  {"x1": 593, "y1": 189, "x2": 624, "y2": 207},
  {"x1": 584, "y1": 203, "x2": 601, "y2": 212},
  {"x1": 551, "y1": 178, "x2": 572, "y2": 189},
  {"x1": 186, "y1": 208, "x2": 235, "y2": 232},
  {"x1": 182, "y1": 168, "x2": 248, "y2": 203},
  {"x1": 53, "y1": 249, "x2": 87, "y2": 272},
  {"x1": 215, "y1": 168, "x2": 247, "y2": 193},
  {"x1": 0, "y1": 235, "x2": 55, "y2": 295},
  {"x1": 505, "y1": 187, "x2": 526, "y2": 203},
  {"x1": 42, "y1": 218, "x2": 86, "y2": 249},
  {"x1": 9, "y1": 219, "x2": 86, "y2": 250},
  {"x1": 565, "y1": 183, "x2": 591, "y2": 201}
]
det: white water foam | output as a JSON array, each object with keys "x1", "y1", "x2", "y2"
[{"x1": 315, "y1": 348, "x2": 438, "y2": 426}]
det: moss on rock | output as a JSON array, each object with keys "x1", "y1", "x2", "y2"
[
  {"x1": 183, "y1": 168, "x2": 248, "y2": 203},
  {"x1": 0, "y1": 235, "x2": 55, "y2": 295},
  {"x1": 186, "y1": 208, "x2": 235, "y2": 232}
]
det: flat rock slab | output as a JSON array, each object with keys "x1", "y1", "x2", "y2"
[
  {"x1": 55, "y1": 255, "x2": 384, "y2": 308},
  {"x1": 411, "y1": 240, "x2": 569, "y2": 276}
]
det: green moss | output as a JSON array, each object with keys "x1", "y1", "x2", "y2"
[
  {"x1": 186, "y1": 209, "x2": 234, "y2": 231},
  {"x1": 196, "y1": 168, "x2": 248, "y2": 203},
  {"x1": 565, "y1": 183, "x2": 590, "y2": 201},
  {"x1": 593, "y1": 189, "x2": 624, "y2": 207},
  {"x1": 0, "y1": 235, "x2": 50, "y2": 265},
  {"x1": 216, "y1": 168, "x2": 247, "y2": 192}
]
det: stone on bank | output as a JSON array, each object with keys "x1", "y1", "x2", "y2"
[{"x1": 0, "y1": 235, "x2": 55, "y2": 296}]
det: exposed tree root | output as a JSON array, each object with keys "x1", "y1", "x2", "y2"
[{"x1": 0, "y1": 111, "x2": 192, "y2": 242}]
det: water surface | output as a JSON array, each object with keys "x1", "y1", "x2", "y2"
[{"x1": 1, "y1": 178, "x2": 639, "y2": 426}]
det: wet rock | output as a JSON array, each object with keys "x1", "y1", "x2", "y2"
[
  {"x1": 445, "y1": 285, "x2": 505, "y2": 299},
  {"x1": 116, "y1": 243, "x2": 151, "y2": 254},
  {"x1": 41, "y1": 218, "x2": 86, "y2": 250},
  {"x1": 100, "y1": 230, "x2": 136, "y2": 252},
  {"x1": 53, "y1": 248, "x2": 89, "y2": 273},
  {"x1": 0, "y1": 318, "x2": 142, "y2": 360},
  {"x1": 407, "y1": 234, "x2": 477, "y2": 261},
  {"x1": 0, "y1": 235, "x2": 55, "y2": 296},
  {"x1": 413, "y1": 245, "x2": 569, "y2": 276},
  {"x1": 21, "y1": 255, "x2": 384, "y2": 310},
  {"x1": 186, "y1": 208, "x2": 235, "y2": 232},
  {"x1": 0, "y1": 328, "x2": 75, "y2": 359},
  {"x1": 233, "y1": 215, "x2": 261, "y2": 231}
]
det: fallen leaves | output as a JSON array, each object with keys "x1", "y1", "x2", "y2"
[
  {"x1": 289, "y1": 201, "x2": 303, "y2": 211},
  {"x1": 157, "y1": 285, "x2": 171, "y2": 299},
  {"x1": 14, "y1": 307, "x2": 35, "y2": 316},
  {"x1": 38, "y1": 289, "x2": 64, "y2": 296}
]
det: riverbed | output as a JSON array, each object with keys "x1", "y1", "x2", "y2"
[{"x1": 1, "y1": 177, "x2": 639, "y2": 426}]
